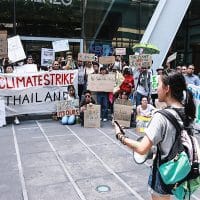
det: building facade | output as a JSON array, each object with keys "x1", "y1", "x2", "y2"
[{"x1": 0, "y1": 0, "x2": 199, "y2": 71}]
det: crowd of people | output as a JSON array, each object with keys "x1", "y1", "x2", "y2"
[{"x1": 0, "y1": 50, "x2": 199, "y2": 127}]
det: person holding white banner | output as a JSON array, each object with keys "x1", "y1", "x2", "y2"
[{"x1": 4, "y1": 63, "x2": 20, "y2": 125}]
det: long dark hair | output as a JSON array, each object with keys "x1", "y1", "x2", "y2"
[
  {"x1": 67, "y1": 85, "x2": 76, "y2": 97},
  {"x1": 161, "y1": 71, "x2": 196, "y2": 124}
]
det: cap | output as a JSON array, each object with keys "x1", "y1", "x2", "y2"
[
  {"x1": 66, "y1": 50, "x2": 72, "y2": 56},
  {"x1": 156, "y1": 66, "x2": 164, "y2": 71}
]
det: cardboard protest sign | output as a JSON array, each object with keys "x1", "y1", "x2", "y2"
[
  {"x1": 41, "y1": 48, "x2": 55, "y2": 66},
  {"x1": 99, "y1": 56, "x2": 115, "y2": 64},
  {"x1": 0, "y1": 30, "x2": 7, "y2": 59},
  {"x1": 84, "y1": 104, "x2": 100, "y2": 128},
  {"x1": 115, "y1": 48, "x2": 126, "y2": 56},
  {"x1": 129, "y1": 54, "x2": 152, "y2": 70},
  {"x1": 8, "y1": 35, "x2": 26, "y2": 63},
  {"x1": 52, "y1": 39, "x2": 69, "y2": 52},
  {"x1": 167, "y1": 52, "x2": 177, "y2": 63},
  {"x1": 78, "y1": 53, "x2": 95, "y2": 62},
  {"x1": 114, "y1": 99, "x2": 132, "y2": 127},
  {"x1": 87, "y1": 74, "x2": 115, "y2": 92},
  {"x1": 14, "y1": 64, "x2": 38, "y2": 73},
  {"x1": 0, "y1": 70, "x2": 78, "y2": 116},
  {"x1": 57, "y1": 99, "x2": 79, "y2": 117}
]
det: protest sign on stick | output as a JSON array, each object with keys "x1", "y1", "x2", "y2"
[
  {"x1": 0, "y1": 30, "x2": 7, "y2": 59},
  {"x1": 87, "y1": 74, "x2": 115, "y2": 92},
  {"x1": 115, "y1": 48, "x2": 126, "y2": 56},
  {"x1": 57, "y1": 99, "x2": 79, "y2": 117},
  {"x1": 99, "y1": 56, "x2": 115, "y2": 64},
  {"x1": 84, "y1": 104, "x2": 100, "y2": 128},
  {"x1": 52, "y1": 39, "x2": 69, "y2": 52},
  {"x1": 113, "y1": 99, "x2": 132, "y2": 127},
  {"x1": 8, "y1": 35, "x2": 26, "y2": 63},
  {"x1": 78, "y1": 53, "x2": 95, "y2": 62},
  {"x1": 129, "y1": 54, "x2": 152, "y2": 70},
  {"x1": 41, "y1": 48, "x2": 55, "y2": 66}
]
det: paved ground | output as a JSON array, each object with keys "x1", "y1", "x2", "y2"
[{"x1": 0, "y1": 116, "x2": 200, "y2": 200}]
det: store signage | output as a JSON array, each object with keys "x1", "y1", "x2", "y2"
[{"x1": 28, "y1": 0, "x2": 72, "y2": 7}]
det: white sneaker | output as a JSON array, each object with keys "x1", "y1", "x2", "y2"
[
  {"x1": 103, "y1": 118, "x2": 107, "y2": 122},
  {"x1": 14, "y1": 117, "x2": 20, "y2": 125}
]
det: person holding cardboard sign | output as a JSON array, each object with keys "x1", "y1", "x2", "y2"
[{"x1": 79, "y1": 90, "x2": 96, "y2": 126}]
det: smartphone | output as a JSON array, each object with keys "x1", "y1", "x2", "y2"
[{"x1": 114, "y1": 121, "x2": 125, "y2": 135}]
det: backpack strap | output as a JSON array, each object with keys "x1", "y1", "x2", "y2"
[{"x1": 157, "y1": 109, "x2": 182, "y2": 139}]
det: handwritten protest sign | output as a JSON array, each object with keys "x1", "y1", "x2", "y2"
[
  {"x1": 188, "y1": 84, "x2": 200, "y2": 130},
  {"x1": 8, "y1": 35, "x2": 26, "y2": 63},
  {"x1": 57, "y1": 99, "x2": 79, "y2": 117},
  {"x1": 41, "y1": 48, "x2": 55, "y2": 66},
  {"x1": 99, "y1": 56, "x2": 115, "y2": 64},
  {"x1": 84, "y1": 104, "x2": 100, "y2": 128},
  {"x1": 129, "y1": 54, "x2": 152, "y2": 70},
  {"x1": 115, "y1": 48, "x2": 126, "y2": 56},
  {"x1": 114, "y1": 99, "x2": 132, "y2": 127},
  {"x1": 0, "y1": 30, "x2": 7, "y2": 59},
  {"x1": 0, "y1": 70, "x2": 78, "y2": 116},
  {"x1": 87, "y1": 74, "x2": 115, "y2": 92},
  {"x1": 78, "y1": 53, "x2": 95, "y2": 62},
  {"x1": 52, "y1": 39, "x2": 69, "y2": 52}
]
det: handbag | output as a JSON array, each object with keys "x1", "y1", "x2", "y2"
[{"x1": 159, "y1": 151, "x2": 191, "y2": 184}]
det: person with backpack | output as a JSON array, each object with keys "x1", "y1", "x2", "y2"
[{"x1": 114, "y1": 71, "x2": 197, "y2": 199}]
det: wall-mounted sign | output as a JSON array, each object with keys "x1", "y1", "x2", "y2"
[{"x1": 28, "y1": 0, "x2": 72, "y2": 7}]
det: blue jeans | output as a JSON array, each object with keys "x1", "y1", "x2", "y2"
[
  {"x1": 148, "y1": 168, "x2": 173, "y2": 195},
  {"x1": 61, "y1": 115, "x2": 76, "y2": 125},
  {"x1": 97, "y1": 92, "x2": 108, "y2": 119}
]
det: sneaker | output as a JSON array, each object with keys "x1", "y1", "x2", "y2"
[
  {"x1": 14, "y1": 117, "x2": 20, "y2": 125},
  {"x1": 103, "y1": 118, "x2": 107, "y2": 122}
]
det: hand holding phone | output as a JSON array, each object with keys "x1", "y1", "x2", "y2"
[{"x1": 114, "y1": 121, "x2": 125, "y2": 139}]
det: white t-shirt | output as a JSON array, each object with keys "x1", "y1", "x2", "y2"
[{"x1": 137, "y1": 104, "x2": 155, "y2": 116}]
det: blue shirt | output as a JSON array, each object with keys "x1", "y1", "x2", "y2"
[{"x1": 184, "y1": 74, "x2": 200, "y2": 86}]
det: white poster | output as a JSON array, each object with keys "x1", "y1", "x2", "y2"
[
  {"x1": 52, "y1": 39, "x2": 69, "y2": 52},
  {"x1": 41, "y1": 48, "x2": 55, "y2": 66},
  {"x1": 0, "y1": 70, "x2": 78, "y2": 116},
  {"x1": 14, "y1": 64, "x2": 38, "y2": 73},
  {"x1": 8, "y1": 35, "x2": 26, "y2": 63}
]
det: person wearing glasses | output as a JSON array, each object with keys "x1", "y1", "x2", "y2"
[
  {"x1": 135, "y1": 66, "x2": 152, "y2": 106},
  {"x1": 79, "y1": 90, "x2": 96, "y2": 126},
  {"x1": 184, "y1": 64, "x2": 200, "y2": 86},
  {"x1": 49, "y1": 60, "x2": 60, "y2": 71}
]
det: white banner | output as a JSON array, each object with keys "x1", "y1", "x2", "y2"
[
  {"x1": 52, "y1": 39, "x2": 69, "y2": 52},
  {"x1": 0, "y1": 70, "x2": 78, "y2": 116},
  {"x1": 41, "y1": 48, "x2": 55, "y2": 66},
  {"x1": 8, "y1": 35, "x2": 26, "y2": 63}
]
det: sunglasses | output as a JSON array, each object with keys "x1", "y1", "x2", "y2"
[{"x1": 85, "y1": 95, "x2": 91, "y2": 98}]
